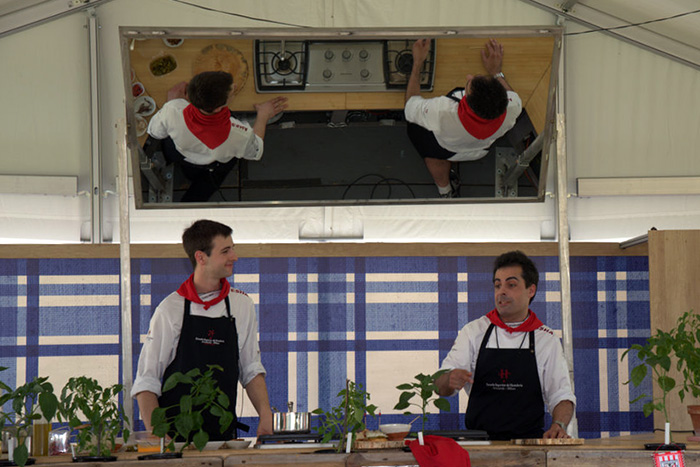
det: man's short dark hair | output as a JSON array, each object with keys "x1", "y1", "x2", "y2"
[
  {"x1": 467, "y1": 76, "x2": 508, "y2": 120},
  {"x1": 493, "y1": 250, "x2": 539, "y2": 302},
  {"x1": 187, "y1": 71, "x2": 233, "y2": 113},
  {"x1": 182, "y1": 219, "x2": 233, "y2": 269}
]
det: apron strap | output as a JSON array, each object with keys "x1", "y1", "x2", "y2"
[{"x1": 446, "y1": 87, "x2": 465, "y2": 103}]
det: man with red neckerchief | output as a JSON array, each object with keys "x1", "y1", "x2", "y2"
[
  {"x1": 436, "y1": 251, "x2": 575, "y2": 440},
  {"x1": 404, "y1": 38, "x2": 522, "y2": 198},
  {"x1": 131, "y1": 219, "x2": 273, "y2": 440},
  {"x1": 147, "y1": 71, "x2": 287, "y2": 202}
]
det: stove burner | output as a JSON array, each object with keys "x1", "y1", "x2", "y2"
[
  {"x1": 384, "y1": 39, "x2": 435, "y2": 90},
  {"x1": 270, "y1": 52, "x2": 298, "y2": 75},
  {"x1": 255, "y1": 40, "x2": 307, "y2": 91},
  {"x1": 395, "y1": 51, "x2": 414, "y2": 74}
]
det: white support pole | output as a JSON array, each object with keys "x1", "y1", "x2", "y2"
[
  {"x1": 556, "y1": 114, "x2": 576, "y2": 437},
  {"x1": 116, "y1": 118, "x2": 133, "y2": 426},
  {"x1": 555, "y1": 15, "x2": 577, "y2": 438},
  {"x1": 88, "y1": 8, "x2": 102, "y2": 243}
]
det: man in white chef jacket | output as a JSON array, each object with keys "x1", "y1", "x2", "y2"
[
  {"x1": 436, "y1": 251, "x2": 575, "y2": 440},
  {"x1": 404, "y1": 38, "x2": 522, "y2": 198},
  {"x1": 131, "y1": 219, "x2": 273, "y2": 439}
]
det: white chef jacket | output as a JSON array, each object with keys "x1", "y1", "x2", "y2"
[
  {"x1": 131, "y1": 288, "x2": 266, "y2": 398},
  {"x1": 404, "y1": 90, "x2": 522, "y2": 161},
  {"x1": 147, "y1": 99, "x2": 263, "y2": 166},
  {"x1": 440, "y1": 314, "x2": 575, "y2": 416}
]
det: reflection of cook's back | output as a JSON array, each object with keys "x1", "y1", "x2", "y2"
[{"x1": 147, "y1": 98, "x2": 263, "y2": 166}]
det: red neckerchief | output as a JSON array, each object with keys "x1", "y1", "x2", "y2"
[
  {"x1": 486, "y1": 308, "x2": 543, "y2": 334},
  {"x1": 176, "y1": 274, "x2": 230, "y2": 310},
  {"x1": 183, "y1": 104, "x2": 231, "y2": 149},
  {"x1": 457, "y1": 97, "x2": 506, "y2": 140}
]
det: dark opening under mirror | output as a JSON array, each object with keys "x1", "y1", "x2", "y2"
[{"x1": 120, "y1": 27, "x2": 561, "y2": 208}]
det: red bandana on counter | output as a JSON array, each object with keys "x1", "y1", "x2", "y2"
[
  {"x1": 486, "y1": 308, "x2": 543, "y2": 334},
  {"x1": 183, "y1": 104, "x2": 231, "y2": 149},
  {"x1": 409, "y1": 435, "x2": 471, "y2": 467},
  {"x1": 457, "y1": 97, "x2": 506, "y2": 140},
  {"x1": 176, "y1": 274, "x2": 230, "y2": 310}
]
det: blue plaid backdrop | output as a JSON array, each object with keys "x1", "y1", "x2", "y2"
[{"x1": 0, "y1": 254, "x2": 652, "y2": 438}]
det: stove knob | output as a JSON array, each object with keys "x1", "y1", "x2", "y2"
[
  {"x1": 342, "y1": 49, "x2": 352, "y2": 61},
  {"x1": 322, "y1": 69, "x2": 333, "y2": 80},
  {"x1": 360, "y1": 69, "x2": 370, "y2": 80},
  {"x1": 358, "y1": 49, "x2": 369, "y2": 61},
  {"x1": 324, "y1": 50, "x2": 335, "y2": 61}
]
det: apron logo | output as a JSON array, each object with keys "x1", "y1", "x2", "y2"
[
  {"x1": 499, "y1": 369, "x2": 510, "y2": 382},
  {"x1": 195, "y1": 329, "x2": 225, "y2": 346}
]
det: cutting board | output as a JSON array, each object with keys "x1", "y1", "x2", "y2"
[
  {"x1": 354, "y1": 439, "x2": 407, "y2": 450},
  {"x1": 512, "y1": 438, "x2": 585, "y2": 446}
]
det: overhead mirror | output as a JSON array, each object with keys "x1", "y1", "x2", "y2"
[{"x1": 120, "y1": 27, "x2": 561, "y2": 208}]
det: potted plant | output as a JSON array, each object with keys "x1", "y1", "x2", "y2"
[
  {"x1": 0, "y1": 368, "x2": 58, "y2": 467},
  {"x1": 394, "y1": 369, "x2": 451, "y2": 433},
  {"x1": 150, "y1": 364, "x2": 234, "y2": 455},
  {"x1": 58, "y1": 376, "x2": 130, "y2": 462},
  {"x1": 312, "y1": 379, "x2": 378, "y2": 453},
  {"x1": 671, "y1": 310, "x2": 700, "y2": 437},
  {"x1": 622, "y1": 309, "x2": 700, "y2": 446}
]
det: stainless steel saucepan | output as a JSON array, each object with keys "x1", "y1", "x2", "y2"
[{"x1": 272, "y1": 402, "x2": 310, "y2": 433}]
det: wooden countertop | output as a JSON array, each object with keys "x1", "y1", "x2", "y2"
[
  {"x1": 15, "y1": 434, "x2": 700, "y2": 467},
  {"x1": 128, "y1": 36, "x2": 554, "y2": 134}
]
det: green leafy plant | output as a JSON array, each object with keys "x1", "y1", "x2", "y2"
[
  {"x1": 622, "y1": 310, "x2": 700, "y2": 425},
  {"x1": 394, "y1": 369, "x2": 450, "y2": 432},
  {"x1": 671, "y1": 310, "x2": 700, "y2": 402},
  {"x1": 59, "y1": 376, "x2": 130, "y2": 458},
  {"x1": 150, "y1": 365, "x2": 233, "y2": 452},
  {"x1": 312, "y1": 379, "x2": 377, "y2": 453},
  {"x1": 0, "y1": 368, "x2": 58, "y2": 467}
]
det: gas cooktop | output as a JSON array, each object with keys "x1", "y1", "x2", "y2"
[{"x1": 255, "y1": 39, "x2": 435, "y2": 93}]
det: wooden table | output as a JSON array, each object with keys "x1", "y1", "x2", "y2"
[{"x1": 11, "y1": 434, "x2": 696, "y2": 467}]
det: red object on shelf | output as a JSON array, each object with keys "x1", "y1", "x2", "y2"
[{"x1": 653, "y1": 450, "x2": 685, "y2": 467}]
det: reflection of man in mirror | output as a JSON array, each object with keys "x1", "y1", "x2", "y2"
[
  {"x1": 146, "y1": 71, "x2": 287, "y2": 202},
  {"x1": 404, "y1": 39, "x2": 522, "y2": 198}
]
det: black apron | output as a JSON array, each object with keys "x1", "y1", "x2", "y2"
[
  {"x1": 158, "y1": 296, "x2": 242, "y2": 441},
  {"x1": 464, "y1": 323, "x2": 545, "y2": 440}
]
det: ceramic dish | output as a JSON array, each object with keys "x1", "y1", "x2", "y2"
[
  {"x1": 163, "y1": 38, "x2": 184, "y2": 48},
  {"x1": 379, "y1": 423, "x2": 412, "y2": 440},
  {"x1": 134, "y1": 96, "x2": 156, "y2": 117},
  {"x1": 135, "y1": 116, "x2": 147, "y2": 137},
  {"x1": 132, "y1": 81, "x2": 145, "y2": 97},
  {"x1": 226, "y1": 439, "x2": 251, "y2": 450}
]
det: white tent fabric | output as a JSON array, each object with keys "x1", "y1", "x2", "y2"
[{"x1": 0, "y1": 0, "x2": 699, "y2": 244}]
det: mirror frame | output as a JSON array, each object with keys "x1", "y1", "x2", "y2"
[{"x1": 119, "y1": 26, "x2": 562, "y2": 209}]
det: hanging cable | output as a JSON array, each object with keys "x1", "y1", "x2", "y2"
[
  {"x1": 565, "y1": 8, "x2": 700, "y2": 36},
  {"x1": 168, "y1": 0, "x2": 310, "y2": 28}
]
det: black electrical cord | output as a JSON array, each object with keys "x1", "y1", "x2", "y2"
[
  {"x1": 342, "y1": 174, "x2": 417, "y2": 200},
  {"x1": 370, "y1": 177, "x2": 417, "y2": 199},
  {"x1": 168, "y1": 0, "x2": 310, "y2": 28},
  {"x1": 564, "y1": 8, "x2": 700, "y2": 36},
  {"x1": 342, "y1": 174, "x2": 386, "y2": 199}
]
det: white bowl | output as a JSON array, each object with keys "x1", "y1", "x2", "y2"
[
  {"x1": 134, "y1": 96, "x2": 156, "y2": 117},
  {"x1": 379, "y1": 423, "x2": 412, "y2": 440},
  {"x1": 226, "y1": 439, "x2": 251, "y2": 450}
]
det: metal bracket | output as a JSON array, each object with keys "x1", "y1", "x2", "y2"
[{"x1": 494, "y1": 147, "x2": 519, "y2": 198}]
